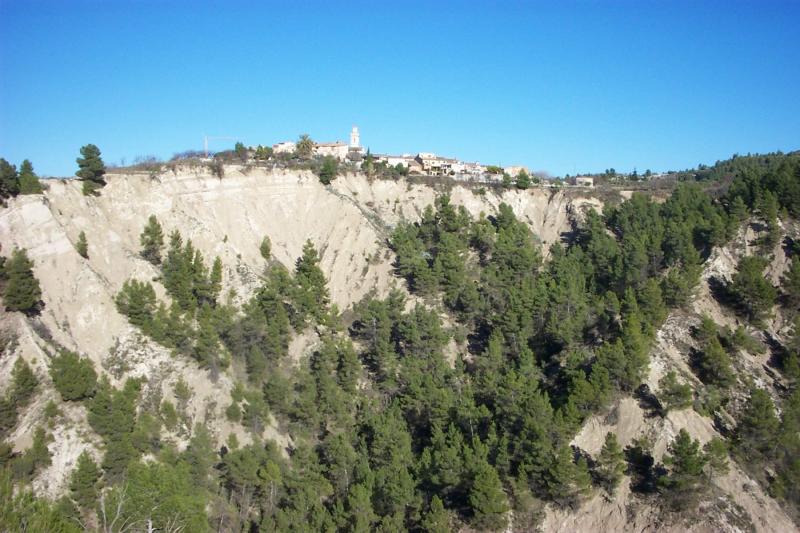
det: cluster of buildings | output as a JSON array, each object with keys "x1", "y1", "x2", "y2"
[
  {"x1": 273, "y1": 127, "x2": 364, "y2": 161},
  {"x1": 269, "y1": 126, "x2": 597, "y2": 187},
  {"x1": 373, "y1": 152, "x2": 495, "y2": 178}
]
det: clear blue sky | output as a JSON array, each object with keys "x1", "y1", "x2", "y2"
[{"x1": 1, "y1": 0, "x2": 799, "y2": 177}]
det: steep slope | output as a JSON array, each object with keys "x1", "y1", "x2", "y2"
[
  {"x1": 0, "y1": 167, "x2": 601, "y2": 500},
  {"x1": 3, "y1": 166, "x2": 792, "y2": 531},
  {"x1": 544, "y1": 224, "x2": 798, "y2": 532}
]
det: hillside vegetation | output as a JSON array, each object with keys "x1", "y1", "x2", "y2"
[{"x1": 0, "y1": 152, "x2": 799, "y2": 532}]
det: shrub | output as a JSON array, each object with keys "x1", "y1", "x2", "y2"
[
  {"x1": 318, "y1": 156, "x2": 338, "y2": 185},
  {"x1": 75, "y1": 231, "x2": 88, "y2": 259}
]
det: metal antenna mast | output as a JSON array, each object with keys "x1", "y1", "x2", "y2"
[{"x1": 204, "y1": 135, "x2": 237, "y2": 158}]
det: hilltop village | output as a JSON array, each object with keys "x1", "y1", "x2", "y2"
[{"x1": 267, "y1": 126, "x2": 555, "y2": 185}]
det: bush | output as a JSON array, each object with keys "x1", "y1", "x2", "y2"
[
  {"x1": 318, "y1": 156, "x2": 338, "y2": 185},
  {"x1": 75, "y1": 231, "x2": 88, "y2": 259},
  {"x1": 50, "y1": 350, "x2": 97, "y2": 401}
]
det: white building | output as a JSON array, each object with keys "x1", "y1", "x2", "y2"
[
  {"x1": 504, "y1": 165, "x2": 529, "y2": 177},
  {"x1": 575, "y1": 176, "x2": 594, "y2": 187},
  {"x1": 375, "y1": 153, "x2": 416, "y2": 168},
  {"x1": 313, "y1": 126, "x2": 364, "y2": 161},
  {"x1": 314, "y1": 142, "x2": 349, "y2": 160},
  {"x1": 415, "y1": 153, "x2": 459, "y2": 175},
  {"x1": 273, "y1": 141, "x2": 296, "y2": 154}
]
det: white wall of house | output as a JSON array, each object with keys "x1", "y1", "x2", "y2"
[{"x1": 273, "y1": 141, "x2": 296, "y2": 154}]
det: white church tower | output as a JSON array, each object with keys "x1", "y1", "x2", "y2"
[{"x1": 350, "y1": 125, "x2": 360, "y2": 149}]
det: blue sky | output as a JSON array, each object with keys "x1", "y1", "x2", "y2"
[{"x1": 1, "y1": 0, "x2": 799, "y2": 177}]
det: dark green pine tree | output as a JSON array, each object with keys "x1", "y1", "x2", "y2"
[
  {"x1": 3, "y1": 248, "x2": 42, "y2": 314},
  {"x1": 735, "y1": 387, "x2": 780, "y2": 459},
  {"x1": 619, "y1": 288, "x2": 649, "y2": 390},
  {"x1": 698, "y1": 336, "x2": 736, "y2": 388},
  {"x1": 69, "y1": 451, "x2": 100, "y2": 510},
  {"x1": 545, "y1": 445, "x2": 592, "y2": 506},
  {"x1": 75, "y1": 231, "x2": 88, "y2": 259},
  {"x1": 730, "y1": 255, "x2": 777, "y2": 322},
  {"x1": 76, "y1": 144, "x2": 106, "y2": 196},
  {"x1": 210, "y1": 257, "x2": 223, "y2": 304},
  {"x1": 658, "y1": 429, "x2": 708, "y2": 509},
  {"x1": 421, "y1": 495, "x2": 451, "y2": 533},
  {"x1": 294, "y1": 240, "x2": 330, "y2": 324},
  {"x1": 345, "y1": 483, "x2": 377, "y2": 533},
  {"x1": 469, "y1": 460, "x2": 509, "y2": 531},
  {"x1": 139, "y1": 215, "x2": 164, "y2": 264},
  {"x1": 49, "y1": 350, "x2": 97, "y2": 401},
  {"x1": 10, "y1": 357, "x2": 39, "y2": 407},
  {"x1": 115, "y1": 279, "x2": 157, "y2": 328},
  {"x1": 658, "y1": 370, "x2": 693, "y2": 412},
  {"x1": 0, "y1": 158, "x2": 19, "y2": 198},
  {"x1": 782, "y1": 256, "x2": 800, "y2": 309},
  {"x1": 195, "y1": 303, "x2": 222, "y2": 375},
  {"x1": 17, "y1": 160, "x2": 43, "y2": 195},
  {"x1": 515, "y1": 169, "x2": 531, "y2": 189},
  {"x1": 596, "y1": 432, "x2": 625, "y2": 493}
]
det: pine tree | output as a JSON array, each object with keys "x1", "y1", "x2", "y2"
[
  {"x1": 545, "y1": 445, "x2": 592, "y2": 506},
  {"x1": 294, "y1": 240, "x2": 330, "y2": 324},
  {"x1": 75, "y1": 231, "x2": 88, "y2": 259},
  {"x1": 0, "y1": 158, "x2": 19, "y2": 198},
  {"x1": 422, "y1": 495, "x2": 451, "y2": 533},
  {"x1": 115, "y1": 279, "x2": 157, "y2": 328},
  {"x1": 658, "y1": 370, "x2": 693, "y2": 411},
  {"x1": 195, "y1": 303, "x2": 221, "y2": 373},
  {"x1": 345, "y1": 483, "x2": 376, "y2": 533},
  {"x1": 139, "y1": 215, "x2": 164, "y2": 264},
  {"x1": 736, "y1": 387, "x2": 780, "y2": 459},
  {"x1": 515, "y1": 170, "x2": 531, "y2": 190},
  {"x1": 619, "y1": 289, "x2": 649, "y2": 390},
  {"x1": 729, "y1": 195, "x2": 748, "y2": 223},
  {"x1": 17, "y1": 160, "x2": 43, "y2": 195},
  {"x1": 659, "y1": 429, "x2": 708, "y2": 509},
  {"x1": 76, "y1": 144, "x2": 106, "y2": 195},
  {"x1": 730, "y1": 255, "x2": 777, "y2": 322},
  {"x1": 10, "y1": 357, "x2": 38, "y2": 406},
  {"x1": 3, "y1": 248, "x2": 42, "y2": 314},
  {"x1": 782, "y1": 256, "x2": 800, "y2": 309},
  {"x1": 469, "y1": 460, "x2": 509, "y2": 531},
  {"x1": 596, "y1": 432, "x2": 625, "y2": 493},
  {"x1": 210, "y1": 257, "x2": 223, "y2": 303},
  {"x1": 69, "y1": 451, "x2": 100, "y2": 509},
  {"x1": 14, "y1": 427, "x2": 51, "y2": 481},
  {"x1": 50, "y1": 350, "x2": 97, "y2": 401},
  {"x1": 703, "y1": 437, "x2": 729, "y2": 479},
  {"x1": 698, "y1": 336, "x2": 736, "y2": 388}
]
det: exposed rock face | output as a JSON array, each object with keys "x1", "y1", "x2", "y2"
[
  {"x1": 0, "y1": 166, "x2": 793, "y2": 530},
  {"x1": 0, "y1": 167, "x2": 600, "y2": 500}
]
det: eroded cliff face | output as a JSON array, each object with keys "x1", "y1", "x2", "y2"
[
  {"x1": 0, "y1": 166, "x2": 601, "y2": 499},
  {"x1": 0, "y1": 166, "x2": 794, "y2": 531}
]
